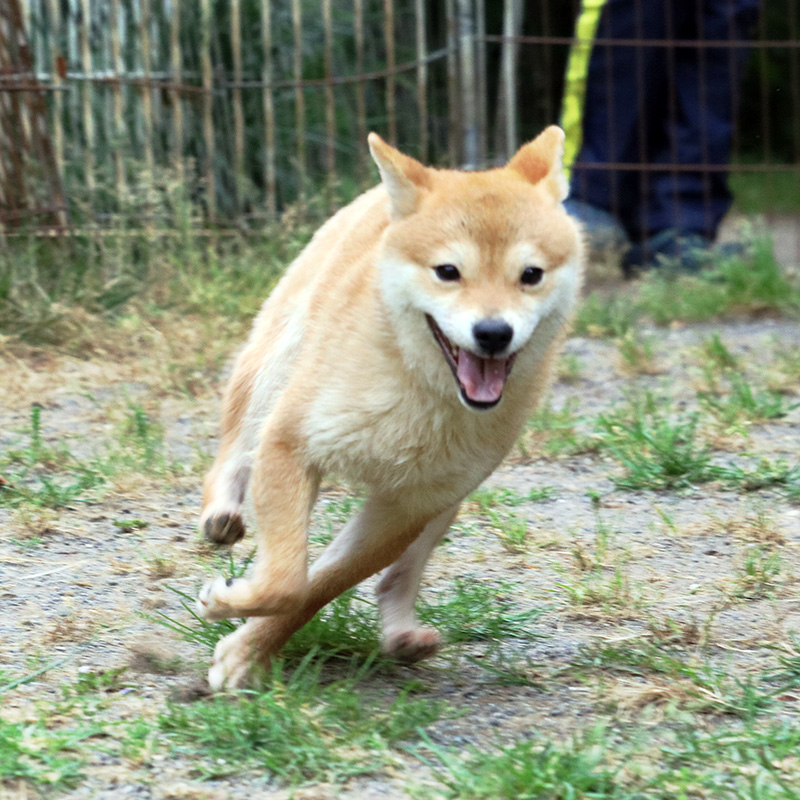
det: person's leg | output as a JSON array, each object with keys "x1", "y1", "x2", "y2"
[
  {"x1": 645, "y1": 0, "x2": 759, "y2": 240},
  {"x1": 568, "y1": 0, "x2": 671, "y2": 241}
]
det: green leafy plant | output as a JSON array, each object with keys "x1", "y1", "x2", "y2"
[{"x1": 595, "y1": 395, "x2": 722, "y2": 490}]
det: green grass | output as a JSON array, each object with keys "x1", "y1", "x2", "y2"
[
  {"x1": 158, "y1": 571, "x2": 543, "y2": 661},
  {"x1": 0, "y1": 405, "x2": 105, "y2": 509},
  {"x1": 721, "y1": 458, "x2": 800, "y2": 496},
  {"x1": 158, "y1": 654, "x2": 443, "y2": 784},
  {"x1": 617, "y1": 329, "x2": 659, "y2": 374},
  {"x1": 418, "y1": 729, "x2": 618, "y2": 799},
  {"x1": 638, "y1": 237, "x2": 800, "y2": 323},
  {"x1": 595, "y1": 394, "x2": 722, "y2": 491},
  {"x1": 468, "y1": 485, "x2": 555, "y2": 511},
  {"x1": 731, "y1": 171, "x2": 800, "y2": 215},
  {"x1": 0, "y1": 715, "x2": 99, "y2": 790},
  {"x1": 557, "y1": 518, "x2": 646, "y2": 614},
  {"x1": 0, "y1": 402, "x2": 190, "y2": 513},
  {"x1": 698, "y1": 373, "x2": 798, "y2": 428},
  {"x1": 575, "y1": 235, "x2": 800, "y2": 339},
  {"x1": 701, "y1": 332, "x2": 740, "y2": 371},
  {"x1": 573, "y1": 293, "x2": 638, "y2": 338},
  {"x1": 731, "y1": 545, "x2": 783, "y2": 600},
  {"x1": 0, "y1": 218, "x2": 312, "y2": 345},
  {"x1": 419, "y1": 578, "x2": 544, "y2": 645},
  {"x1": 519, "y1": 398, "x2": 596, "y2": 460},
  {"x1": 596, "y1": 395, "x2": 800, "y2": 494}
]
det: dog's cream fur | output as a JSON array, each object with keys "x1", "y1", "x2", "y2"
[{"x1": 197, "y1": 127, "x2": 584, "y2": 690}]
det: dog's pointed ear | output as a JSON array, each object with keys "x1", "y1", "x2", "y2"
[
  {"x1": 507, "y1": 126, "x2": 568, "y2": 203},
  {"x1": 368, "y1": 133, "x2": 431, "y2": 218}
]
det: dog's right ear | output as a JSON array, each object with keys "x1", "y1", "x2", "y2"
[{"x1": 368, "y1": 133, "x2": 431, "y2": 219}]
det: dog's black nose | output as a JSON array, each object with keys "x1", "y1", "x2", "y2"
[{"x1": 473, "y1": 319, "x2": 513, "y2": 355}]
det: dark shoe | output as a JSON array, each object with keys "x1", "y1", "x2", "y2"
[
  {"x1": 623, "y1": 230, "x2": 713, "y2": 277},
  {"x1": 563, "y1": 199, "x2": 629, "y2": 257}
]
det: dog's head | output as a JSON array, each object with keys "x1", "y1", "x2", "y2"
[{"x1": 369, "y1": 127, "x2": 584, "y2": 411}]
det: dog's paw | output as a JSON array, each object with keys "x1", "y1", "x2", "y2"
[
  {"x1": 202, "y1": 511, "x2": 246, "y2": 546},
  {"x1": 197, "y1": 575, "x2": 305, "y2": 620},
  {"x1": 208, "y1": 625, "x2": 260, "y2": 691},
  {"x1": 383, "y1": 626, "x2": 441, "y2": 663},
  {"x1": 197, "y1": 576, "x2": 254, "y2": 620}
]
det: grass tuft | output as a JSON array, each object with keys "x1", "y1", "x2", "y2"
[
  {"x1": 595, "y1": 394, "x2": 722, "y2": 490},
  {"x1": 416, "y1": 729, "x2": 617, "y2": 799},
  {"x1": 159, "y1": 654, "x2": 443, "y2": 784}
]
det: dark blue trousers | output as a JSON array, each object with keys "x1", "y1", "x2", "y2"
[{"x1": 570, "y1": 0, "x2": 759, "y2": 242}]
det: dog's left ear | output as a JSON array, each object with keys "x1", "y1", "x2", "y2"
[
  {"x1": 507, "y1": 126, "x2": 568, "y2": 203},
  {"x1": 368, "y1": 133, "x2": 431, "y2": 218}
]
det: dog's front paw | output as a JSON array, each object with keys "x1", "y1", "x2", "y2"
[
  {"x1": 197, "y1": 575, "x2": 306, "y2": 620},
  {"x1": 196, "y1": 576, "x2": 240, "y2": 620},
  {"x1": 383, "y1": 626, "x2": 441, "y2": 663},
  {"x1": 209, "y1": 624, "x2": 263, "y2": 691}
]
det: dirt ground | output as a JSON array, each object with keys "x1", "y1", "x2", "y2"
[{"x1": 2, "y1": 257, "x2": 800, "y2": 797}]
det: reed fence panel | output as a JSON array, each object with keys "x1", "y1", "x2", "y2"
[{"x1": 0, "y1": 0, "x2": 796, "y2": 253}]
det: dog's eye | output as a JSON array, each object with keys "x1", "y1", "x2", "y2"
[
  {"x1": 434, "y1": 264, "x2": 461, "y2": 282},
  {"x1": 521, "y1": 266, "x2": 544, "y2": 286}
]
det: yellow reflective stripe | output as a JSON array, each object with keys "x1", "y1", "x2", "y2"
[{"x1": 561, "y1": 0, "x2": 608, "y2": 179}]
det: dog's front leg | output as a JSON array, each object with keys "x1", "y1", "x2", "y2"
[
  {"x1": 197, "y1": 426, "x2": 319, "y2": 620},
  {"x1": 207, "y1": 496, "x2": 433, "y2": 690}
]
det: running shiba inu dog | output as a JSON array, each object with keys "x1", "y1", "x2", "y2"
[{"x1": 197, "y1": 126, "x2": 584, "y2": 690}]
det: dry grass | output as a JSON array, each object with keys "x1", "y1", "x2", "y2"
[{"x1": 693, "y1": 509, "x2": 787, "y2": 546}]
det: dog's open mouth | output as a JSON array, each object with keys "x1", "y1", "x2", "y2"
[{"x1": 426, "y1": 315, "x2": 516, "y2": 409}]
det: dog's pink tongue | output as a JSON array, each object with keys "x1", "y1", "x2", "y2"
[{"x1": 457, "y1": 350, "x2": 507, "y2": 403}]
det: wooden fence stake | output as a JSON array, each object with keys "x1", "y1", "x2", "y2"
[
  {"x1": 323, "y1": 0, "x2": 336, "y2": 203},
  {"x1": 231, "y1": 0, "x2": 245, "y2": 213},
  {"x1": 502, "y1": 0, "x2": 521, "y2": 159},
  {"x1": 353, "y1": 0, "x2": 367, "y2": 179},
  {"x1": 383, "y1": 0, "x2": 397, "y2": 146},
  {"x1": 457, "y1": 0, "x2": 477, "y2": 167},
  {"x1": 415, "y1": 0, "x2": 428, "y2": 162},
  {"x1": 169, "y1": 0, "x2": 183, "y2": 185},
  {"x1": 47, "y1": 0, "x2": 64, "y2": 185},
  {"x1": 292, "y1": 0, "x2": 306, "y2": 200},
  {"x1": 201, "y1": 0, "x2": 215, "y2": 218},
  {"x1": 261, "y1": 0, "x2": 276, "y2": 216},
  {"x1": 79, "y1": 0, "x2": 95, "y2": 197}
]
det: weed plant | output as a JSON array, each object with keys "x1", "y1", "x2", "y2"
[
  {"x1": 0, "y1": 405, "x2": 105, "y2": 509},
  {"x1": 159, "y1": 653, "x2": 442, "y2": 783},
  {"x1": 0, "y1": 714, "x2": 101, "y2": 790},
  {"x1": 417, "y1": 729, "x2": 618, "y2": 799},
  {"x1": 698, "y1": 372, "x2": 797, "y2": 428},
  {"x1": 0, "y1": 403, "x2": 185, "y2": 511},
  {"x1": 595, "y1": 394, "x2": 722, "y2": 490},
  {"x1": 419, "y1": 578, "x2": 544, "y2": 645},
  {"x1": 575, "y1": 236, "x2": 800, "y2": 339}
]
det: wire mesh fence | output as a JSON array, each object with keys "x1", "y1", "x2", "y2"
[{"x1": 0, "y1": 0, "x2": 797, "y2": 255}]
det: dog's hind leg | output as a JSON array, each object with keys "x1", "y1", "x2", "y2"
[
  {"x1": 375, "y1": 504, "x2": 459, "y2": 663},
  {"x1": 205, "y1": 496, "x2": 443, "y2": 690},
  {"x1": 199, "y1": 356, "x2": 260, "y2": 546}
]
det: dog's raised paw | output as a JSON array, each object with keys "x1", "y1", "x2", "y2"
[
  {"x1": 196, "y1": 576, "x2": 239, "y2": 620},
  {"x1": 383, "y1": 627, "x2": 441, "y2": 663},
  {"x1": 203, "y1": 512, "x2": 246, "y2": 546}
]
